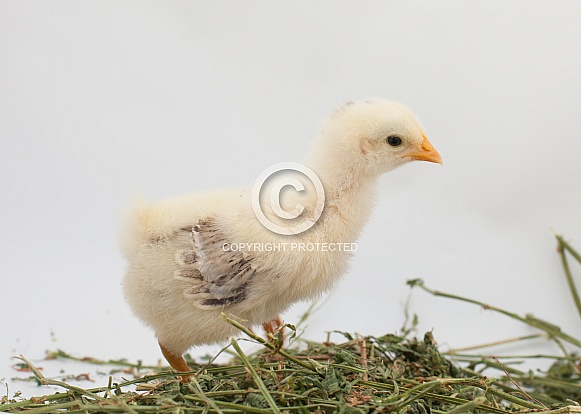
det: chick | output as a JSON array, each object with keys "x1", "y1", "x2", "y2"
[{"x1": 121, "y1": 99, "x2": 442, "y2": 377}]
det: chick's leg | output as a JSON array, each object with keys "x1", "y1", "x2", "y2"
[
  {"x1": 262, "y1": 316, "x2": 284, "y2": 345},
  {"x1": 159, "y1": 341, "x2": 191, "y2": 383}
]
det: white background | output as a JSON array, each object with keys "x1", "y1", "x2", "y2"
[{"x1": 2, "y1": 1, "x2": 581, "y2": 396}]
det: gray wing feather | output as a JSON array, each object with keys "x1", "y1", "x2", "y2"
[{"x1": 174, "y1": 219, "x2": 256, "y2": 310}]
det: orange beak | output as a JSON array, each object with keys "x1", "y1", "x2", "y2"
[{"x1": 406, "y1": 134, "x2": 443, "y2": 164}]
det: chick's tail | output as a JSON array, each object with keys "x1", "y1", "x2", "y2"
[{"x1": 118, "y1": 195, "x2": 154, "y2": 259}]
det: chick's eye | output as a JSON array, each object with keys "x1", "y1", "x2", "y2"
[{"x1": 386, "y1": 136, "x2": 402, "y2": 147}]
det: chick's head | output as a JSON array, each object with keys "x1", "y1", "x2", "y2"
[{"x1": 312, "y1": 99, "x2": 442, "y2": 178}]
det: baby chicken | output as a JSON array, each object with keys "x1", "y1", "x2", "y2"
[{"x1": 121, "y1": 99, "x2": 442, "y2": 377}]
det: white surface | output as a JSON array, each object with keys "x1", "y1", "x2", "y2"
[{"x1": 2, "y1": 1, "x2": 581, "y2": 398}]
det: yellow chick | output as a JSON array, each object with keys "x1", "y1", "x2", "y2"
[{"x1": 121, "y1": 99, "x2": 442, "y2": 377}]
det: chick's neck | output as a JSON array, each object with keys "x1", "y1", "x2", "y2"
[{"x1": 313, "y1": 162, "x2": 379, "y2": 243}]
